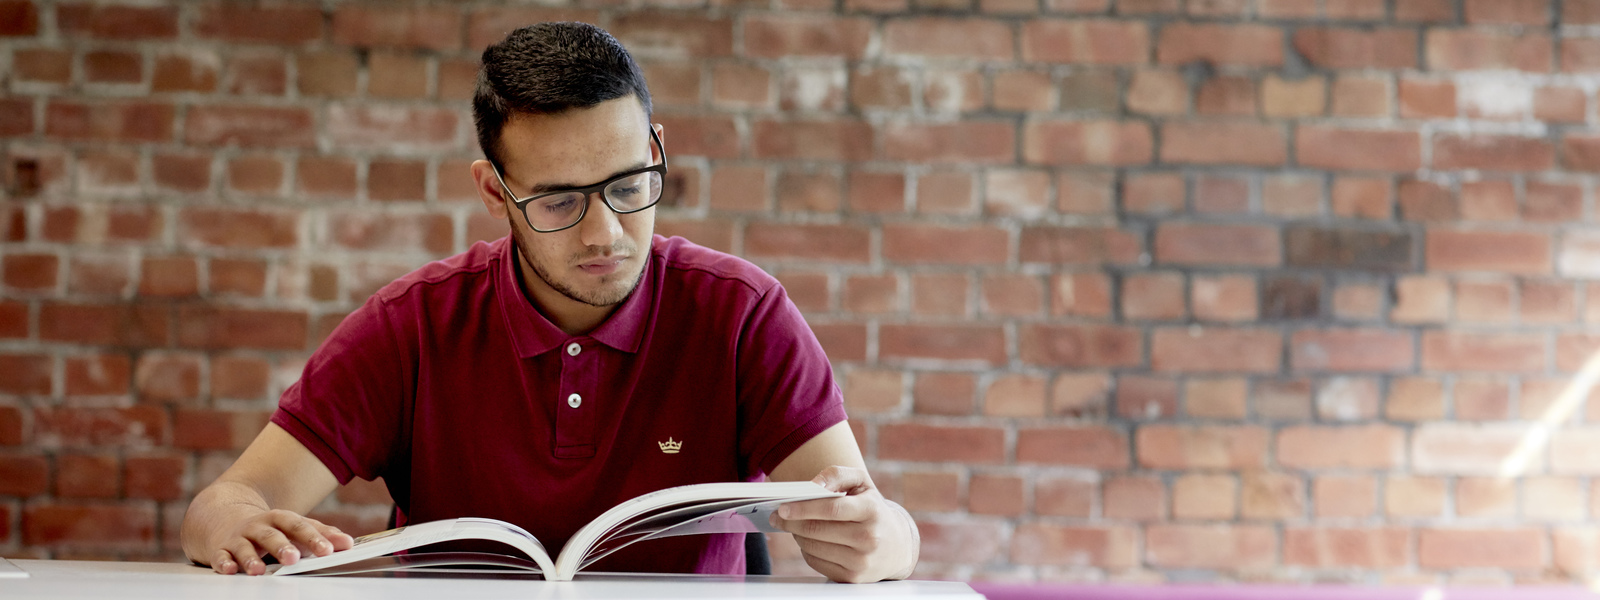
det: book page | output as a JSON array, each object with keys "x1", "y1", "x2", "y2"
[
  {"x1": 578, "y1": 497, "x2": 796, "y2": 570},
  {"x1": 550, "y1": 481, "x2": 840, "y2": 580},
  {"x1": 579, "y1": 497, "x2": 784, "y2": 566},
  {"x1": 282, "y1": 552, "x2": 543, "y2": 577},
  {"x1": 273, "y1": 519, "x2": 555, "y2": 576},
  {"x1": 0, "y1": 557, "x2": 27, "y2": 579},
  {"x1": 589, "y1": 497, "x2": 768, "y2": 544}
]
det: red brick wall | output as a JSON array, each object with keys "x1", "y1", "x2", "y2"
[{"x1": 4, "y1": 0, "x2": 1600, "y2": 586}]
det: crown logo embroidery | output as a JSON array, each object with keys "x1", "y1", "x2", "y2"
[{"x1": 658, "y1": 437, "x2": 682, "y2": 454}]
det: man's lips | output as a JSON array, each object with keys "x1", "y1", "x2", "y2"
[{"x1": 576, "y1": 256, "x2": 627, "y2": 275}]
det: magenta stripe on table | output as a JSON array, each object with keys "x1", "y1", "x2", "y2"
[{"x1": 968, "y1": 583, "x2": 1598, "y2": 600}]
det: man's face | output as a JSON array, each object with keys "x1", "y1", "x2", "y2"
[{"x1": 490, "y1": 97, "x2": 658, "y2": 309}]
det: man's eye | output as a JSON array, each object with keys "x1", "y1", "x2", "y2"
[{"x1": 540, "y1": 196, "x2": 580, "y2": 213}]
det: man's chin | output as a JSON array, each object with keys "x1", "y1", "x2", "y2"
[
  {"x1": 573, "y1": 285, "x2": 632, "y2": 307},
  {"x1": 563, "y1": 264, "x2": 644, "y2": 307}
]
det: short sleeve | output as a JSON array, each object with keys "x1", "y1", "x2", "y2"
[
  {"x1": 270, "y1": 295, "x2": 410, "y2": 485},
  {"x1": 735, "y1": 283, "x2": 849, "y2": 479}
]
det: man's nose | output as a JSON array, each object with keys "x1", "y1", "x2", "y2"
[{"x1": 577, "y1": 193, "x2": 625, "y2": 249}]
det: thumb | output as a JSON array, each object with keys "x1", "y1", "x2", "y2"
[{"x1": 811, "y1": 466, "x2": 869, "y2": 494}]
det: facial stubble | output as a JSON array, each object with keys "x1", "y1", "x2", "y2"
[{"x1": 508, "y1": 215, "x2": 647, "y2": 308}]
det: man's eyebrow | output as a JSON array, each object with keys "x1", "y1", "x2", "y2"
[{"x1": 521, "y1": 160, "x2": 650, "y2": 196}]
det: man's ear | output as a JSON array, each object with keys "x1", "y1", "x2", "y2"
[
  {"x1": 652, "y1": 122, "x2": 665, "y2": 162},
  {"x1": 470, "y1": 160, "x2": 510, "y2": 220}
]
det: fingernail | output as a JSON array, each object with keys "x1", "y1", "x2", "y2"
[{"x1": 778, "y1": 505, "x2": 790, "y2": 518}]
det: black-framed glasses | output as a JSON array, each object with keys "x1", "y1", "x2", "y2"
[{"x1": 489, "y1": 127, "x2": 667, "y2": 233}]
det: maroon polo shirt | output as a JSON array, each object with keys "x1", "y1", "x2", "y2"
[{"x1": 270, "y1": 234, "x2": 847, "y2": 575}]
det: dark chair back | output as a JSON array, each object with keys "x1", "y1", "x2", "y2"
[{"x1": 744, "y1": 532, "x2": 771, "y2": 575}]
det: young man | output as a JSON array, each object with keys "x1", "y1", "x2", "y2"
[{"x1": 179, "y1": 22, "x2": 919, "y2": 583}]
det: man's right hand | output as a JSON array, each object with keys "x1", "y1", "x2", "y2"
[
  {"x1": 198, "y1": 506, "x2": 355, "y2": 575},
  {"x1": 180, "y1": 423, "x2": 350, "y2": 575}
]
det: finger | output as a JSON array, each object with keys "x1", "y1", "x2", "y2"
[
  {"x1": 270, "y1": 512, "x2": 337, "y2": 558},
  {"x1": 212, "y1": 550, "x2": 239, "y2": 575},
  {"x1": 778, "y1": 494, "x2": 877, "y2": 522},
  {"x1": 773, "y1": 516, "x2": 883, "y2": 550},
  {"x1": 811, "y1": 466, "x2": 871, "y2": 494},
  {"x1": 795, "y1": 535, "x2": 868, "y2": 571},
  {"x1": 241, "y1": 522, "x2": 302, "y2": 567},
  {"x1": 794, "y1": 536, "x2": 868, "y2": 583},
  {"x1": 227, "y1": 539, "x2": 266, "y2": 576},
  {"x1": 314, "y1": 522, "x2": 356, "y2": 553}
]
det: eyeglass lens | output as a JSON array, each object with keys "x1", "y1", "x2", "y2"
[{"x1": 525, "y1": 170, "x2": 663, "y2": 231}]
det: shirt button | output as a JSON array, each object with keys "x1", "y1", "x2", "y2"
[
  {"x1": 566, "y1": 343, "x2": 581, "y2": 356},
  {"x1": 567, "y1": 393, "x2": 582, "y2": 408}
]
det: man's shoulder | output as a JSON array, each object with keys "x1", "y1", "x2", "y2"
[
  {"x1": 653, "y1": 234, "x2": 778, "y2": 298},
  {"x1": 371, "y1": 236, "x2": 504, "y2": 305}
]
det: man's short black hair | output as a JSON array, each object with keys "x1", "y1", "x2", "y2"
[{"x1": 473, "y1": 22, "x2": 653, "y2": 167}]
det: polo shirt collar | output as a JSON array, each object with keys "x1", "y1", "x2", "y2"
[{"x1": 496, "y1": 234, "x2": 655, "y2": 358}]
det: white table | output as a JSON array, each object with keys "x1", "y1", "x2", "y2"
[{"x1": 1, "y1": 559, "x2": 985, "y2": 600}]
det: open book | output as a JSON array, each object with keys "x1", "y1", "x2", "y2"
[{"x1": 271, "y1": 481, "x2": 841, "y2": 581}]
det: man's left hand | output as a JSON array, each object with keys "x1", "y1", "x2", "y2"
[{"x1": 768, "y1": 465, "x2": 920, "y2": 583}]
